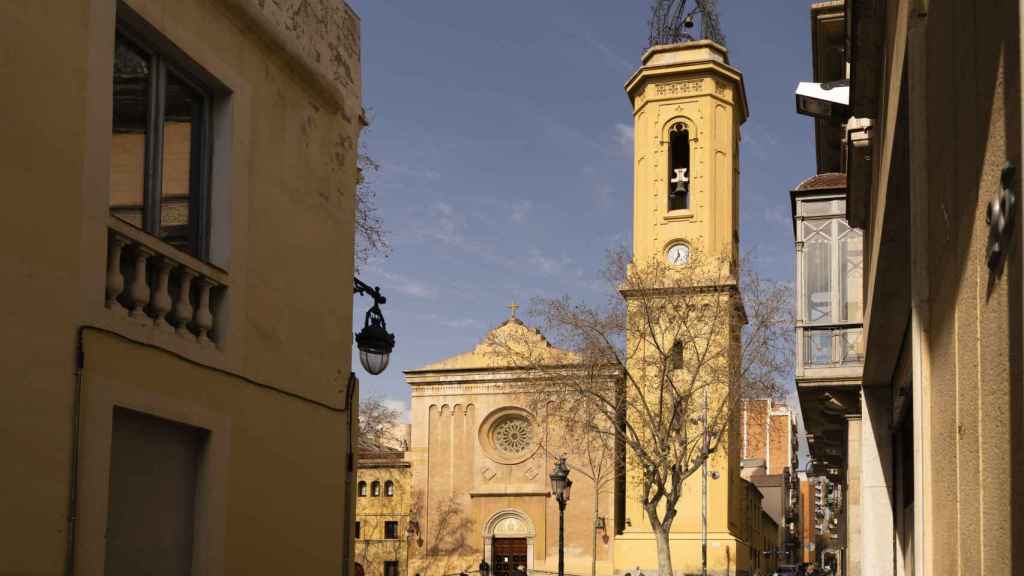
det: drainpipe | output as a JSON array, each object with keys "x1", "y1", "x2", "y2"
[
  {"x1": 64, "y1": 328, "x2": 86, "y2": 576},
  {"x1": 342, "y1": 371, "x2": 359, "y2": 576}
]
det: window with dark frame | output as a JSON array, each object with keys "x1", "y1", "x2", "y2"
[
  {"x1": 384, "y1": 480, "x2": 394, "y2": 497},
  {"x1": 358, "y1": 481, "x2": 367, "y2": 497},
  {"x1": 668, "y1": 123, "x2": 690, "y2": 211},
  {"x1": 371, "y1": 481, "x2": 381, "y2": 497},
  {"x1": 384, "y1": 561, "x2": 400, "y2": 576},
  {"x1": 355, "y1": 521, "x2": 361, "y2": 539},
  {"x1": 383, "y1": 521, "x2": 399, "y2": 540},
  {"x1": 110, "y1": 24, "x2": 213, "y2": 260}
]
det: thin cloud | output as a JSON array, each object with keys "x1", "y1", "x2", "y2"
[
  {"x1": 552, "y1": 16, "x2": 634, "y2": 74},
  {"x1": 510, "y1": 199, "x2": 532, "y2": 224},
  {"x1": 615, "y1": 123, "x2": 634, "y2": 156},
  {"x1": 742, "y1": 121, "x2": 781, "y2": 162},
  {"x1": 441, "y1": 318, "x2": 477, "y2": 329},
  {"x1": 363, "y1": 267, "x2": 439, "y2": 300},
  {"x1": 380, "y1": 397, "x2": 411, "y2": 424},
  {"x1": 527, "y1": 248, "x2": 573, "y2": 275},
  {"x1": 764, "y1": 204, "x2": 791, "y2": 228},
  {"x1": 425, "y1": 201, "x2": 467, "y2": 246}
]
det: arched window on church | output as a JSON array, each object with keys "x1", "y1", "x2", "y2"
[
  {"x1": 384, "y1": 480, "x2": 394, "y2": 497},
  {"x1": 358, "y1": 481, "x2": 367, "y2": 497},
  {"x1": 371, "y1": 481, "x2": 381, "y2": 497},
  {"x1": 668, "y1": 123, "x2": 690, "y2": 211}
]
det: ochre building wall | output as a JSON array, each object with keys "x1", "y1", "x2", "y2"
[{"x1": 0, "y1": 0, "x2": 363, "y2": 573}]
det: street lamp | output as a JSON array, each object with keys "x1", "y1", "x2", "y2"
[
  {"x1": 353, "y1": 277, "x2": 395, "y2": 375},
  {"x1": 550, "y1": 455, "x2": 572, "y2": 576},
  {"x1": 405, "y1": 520, "x2": 422, "y2": 576}
]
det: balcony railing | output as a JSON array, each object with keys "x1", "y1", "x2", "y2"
[
  {"x1": 801, "y1": 324, "x2": 863, "y2": 367},
  {"x1": 105, "y1": 217, "x2": 227, "y2": 347}
]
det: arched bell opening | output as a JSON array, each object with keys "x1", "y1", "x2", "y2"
[{"x1": 668, "y1": 123, "x2": 691, "y2": 211}]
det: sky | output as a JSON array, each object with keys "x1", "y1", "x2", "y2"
[{"x1": 346, "y1": 1, "x2": 817, "y2": 427}]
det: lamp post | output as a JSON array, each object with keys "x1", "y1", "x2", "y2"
[
  {"x1": 405, "y1": 520, "x2": 421, "y2": 576},
  {"x1": 701, "y1": 370, "x2": 710, "y2": 576},
  {"x1": 353, "y1": 277, "x2": 395, "y2": 374},
  {"x1": 550, "y1": 456, "x2": 572, "y2": 576}
]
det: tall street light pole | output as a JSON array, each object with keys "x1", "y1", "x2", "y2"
[
  {"x1": 702, "y1": 381, "x2": 709, "y2": 576},
  {"x1": 550, "y1": 456, "x2": 573, "y2": 576}
]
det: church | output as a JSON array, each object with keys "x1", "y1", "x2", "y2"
[
  {"x1": 396, "y1": 38, "x2": 777, "y2": 576},
  {"x1": 404, "y1": 310, "x2": 615, "y2": 576}
]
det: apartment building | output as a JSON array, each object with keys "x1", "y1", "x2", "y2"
[
  {"x1": 740, "y1": 399, "x2": 801, "y2": 563},
  {"x1": 792, "y1": 1, "x2": 1024, "y2": 574},
  {"x1": 0, "y1": 0, "x2": 364, "y2": 573}
]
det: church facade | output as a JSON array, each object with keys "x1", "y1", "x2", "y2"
[{"x1": 404, "y1": 314, "x2": 617, "y2": 576}]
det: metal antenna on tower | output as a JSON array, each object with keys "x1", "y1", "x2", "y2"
[{"x1": 647, "y1": 0, "x2": 726, "y2": 50}]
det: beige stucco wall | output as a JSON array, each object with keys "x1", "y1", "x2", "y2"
[
  {"x1": 913, "y1": 3, "x2": 1021, "y2": 573},
  {"x1": 0, "y1": 0, "x2": 362, "y2": 573}
]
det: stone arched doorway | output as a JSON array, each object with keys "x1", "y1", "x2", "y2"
[{"x1": 483, "y1": 509, "x2": 535, "y2": 575}]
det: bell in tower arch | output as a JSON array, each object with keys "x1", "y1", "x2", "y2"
[{"x1": 668, "y1": 123, "x2": 690, "y2": 211}]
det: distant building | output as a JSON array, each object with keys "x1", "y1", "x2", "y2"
[
  {"x1": 740, "y1": 399, "x2": 801, "y2": 564},
  {"x1": 797, "y1": 473, "x2": 840, "y2": 567},
  {"x1": 356, "y1": 448, "x2": 414, "y2": 576}
]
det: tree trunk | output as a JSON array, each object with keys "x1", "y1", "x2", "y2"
[
  {"x1": 592, "y1": 494, "x2": 599, "y2": 576},
  {"x1": 654, "y1": 525, "x2": 673, "y2": 576}
]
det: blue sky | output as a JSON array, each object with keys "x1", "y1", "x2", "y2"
[{"x1": 347, "y1": 1, "x2": 816, "y2": 421}]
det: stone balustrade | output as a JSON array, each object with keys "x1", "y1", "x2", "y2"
[{"x1": 106, "y1": 217, "x2": 227, "y2": 347}]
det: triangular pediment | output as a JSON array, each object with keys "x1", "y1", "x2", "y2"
[{"x1": 409, "y1": 318, "x2": 576, "y2": 372}]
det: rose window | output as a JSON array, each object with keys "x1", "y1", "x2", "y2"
[{"x1": 492, "y1": 416, "x2": 533, "y2": 455}]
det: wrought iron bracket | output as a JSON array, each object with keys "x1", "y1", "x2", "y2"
[{"x1": 986, "y1": 162, "x2": 1016, "y2": 270}]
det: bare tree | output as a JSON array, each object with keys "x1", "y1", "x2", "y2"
[
  {"x1": 359, "y1": 396, "x2": 404, "y2": 452},
  {"x1": 355, "y1": 148, "x2": 391, "y2": 272},
  {"x1": 542, "y1": 399, "x2": 616, "y2": 576},
  {"x1": 409, "y1": 492, "x2": 477, "y2": 576},
  {"x1": 491, "y1": 247, "x2": 792, "y2": 576}
]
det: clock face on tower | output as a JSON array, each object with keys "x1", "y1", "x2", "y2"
[{"x1": 666, "y1": 243, "x2": 690, "y2": 266}]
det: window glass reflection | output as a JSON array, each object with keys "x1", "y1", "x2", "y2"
[
  {"x1": 160, "y1": 71, "x2": 199, "y2": 252},
  {"x1": 804, "y1": 330, "x2": 832, "y2": 366},
  {"x1": 803, "y1": 220, "x2": 832, "y2": 323},
  {"x1": 841, "y1": 328, "x2": 864, "y2": 364},
  {"x1": 110, "y1": 35, "x2": 150, "y2": 228},
  {"x1": 839, "y1": 222, "x2": 864, "y2": 322}
]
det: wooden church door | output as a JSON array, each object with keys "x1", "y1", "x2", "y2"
[{"x1": 492, "y1": 538, "x2": 527, "y2": 576}]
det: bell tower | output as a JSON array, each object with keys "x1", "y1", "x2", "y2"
[
  {"x1": 613, "y1": 39, "x2": 749, "y2": 576},
  {"x1": 624, "y1": 40, "x2": 747, "y2": 269}
]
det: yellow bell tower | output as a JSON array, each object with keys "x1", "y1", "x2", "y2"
[
  {"x1": 612, "y1": 40, "x2": 750, "y2": 576},
  {"x1": 625, "y1": 40, "x2": 747, "y2": 269}
]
